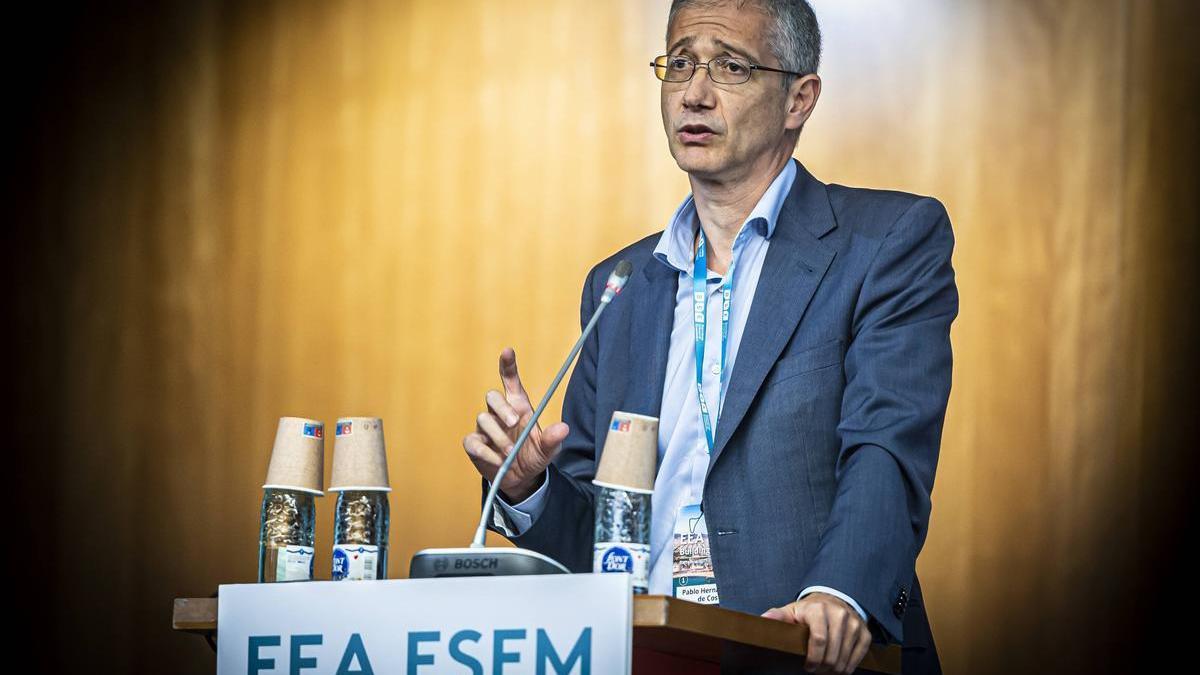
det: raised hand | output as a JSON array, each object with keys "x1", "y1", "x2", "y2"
[{"x1": 462, "y1": 347, "x2": 570, "y2": 503}]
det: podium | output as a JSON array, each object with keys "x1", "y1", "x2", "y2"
[{"x1": 173, "y1": 583, "x2": 901, "y2": 674}]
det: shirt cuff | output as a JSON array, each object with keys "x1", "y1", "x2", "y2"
[
  {"x1": 798, "y1": 586, "x2": 869, "y2": 623},
  {"x1": 490, "y1": 469, "x2": 551, "y2": 536}
]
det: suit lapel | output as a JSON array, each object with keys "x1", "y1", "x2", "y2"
[
  {"x1": 708, "y1": 164, "x2": 838, "y2": 473},
  {"x1": 622, "y1": 258, "x2": 677, "y2": 419}
]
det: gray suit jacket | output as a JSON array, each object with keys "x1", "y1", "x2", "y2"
[{"x1": 488, "y1": 162, "x2": 956, "y2": 669}]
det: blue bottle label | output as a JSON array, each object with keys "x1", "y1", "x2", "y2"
[
  {"x1": 593, "y1": 542, "x2": 649, "y2": 591},
  {"x1": 332, "y1": 544, "x2": 380, "y2": 581}
]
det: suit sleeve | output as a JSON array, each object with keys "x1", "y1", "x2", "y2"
[
  {"x1": 796, "y1": 197, "x2": 958, "y2": 644},
  {"x1": 482, "y1": 264, "x2": 604, "y2": 572}
]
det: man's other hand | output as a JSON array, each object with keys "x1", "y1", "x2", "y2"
[{"x1": 761, "y1": 592, "x2": 872, "y2": 674}]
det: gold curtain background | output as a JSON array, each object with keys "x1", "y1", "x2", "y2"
[{"x1": 13, "y1": 0, "x2": 1197, "y2": 673}]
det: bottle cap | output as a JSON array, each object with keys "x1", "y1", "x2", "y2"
[
  {"x1": 593, "y1": 411, "x2": 657, "y2": 494},
  {"x1": 329, "y1": 417, "x2": 391, "y2": 492},
  {"x1": 262, "y1": 416, "x2": 325, "y2": 495}
]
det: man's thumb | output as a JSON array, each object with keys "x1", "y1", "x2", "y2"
[
  {"x1": 541, "y1": 422, "x2": 570, "y2": 454},
  {"x1": 761, "y1": 607, "x2": 788, "y2": 621}
]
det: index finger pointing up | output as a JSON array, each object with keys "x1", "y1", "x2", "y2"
[{"x1": 498, "y1": 347, "x2": 530, "y2": 403}]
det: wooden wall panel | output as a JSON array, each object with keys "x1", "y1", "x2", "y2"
[
  {"x1": 12, "y1": 0, "x2": 1196, "y2": 672},
  {"x1": 801, "y1": 2, "x2": 1135, "y2": 670}
]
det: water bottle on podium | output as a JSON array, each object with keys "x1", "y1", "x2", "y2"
[
  {"x1": 329, "y1": 417, "x2": 391, "y2": 581},
  {"x1": 593, "y1": 411, "x2": 658, "y2": 594},
  {"x1": 257, "y1": 417, "x2": 325, "y2": 583}
]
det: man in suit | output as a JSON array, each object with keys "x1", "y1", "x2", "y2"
[{"x1": 462, "y1": 1, "x2": 956, "y2": 673}]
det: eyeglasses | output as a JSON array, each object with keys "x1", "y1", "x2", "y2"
[{"x1": 650, "y1": 54, "x2": 804, "y2": 85}]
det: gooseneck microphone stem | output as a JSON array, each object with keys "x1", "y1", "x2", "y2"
[{"x1": 471, "y1": 261, "x2": 632, "y2": 549}]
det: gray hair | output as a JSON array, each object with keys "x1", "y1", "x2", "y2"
[{"x1": 666, "y1": 0, "x2": 821, "y2": 78}]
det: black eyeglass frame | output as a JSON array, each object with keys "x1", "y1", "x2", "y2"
[{"x1": 649, "y1": 54, "x2": 806, "y2": 84}]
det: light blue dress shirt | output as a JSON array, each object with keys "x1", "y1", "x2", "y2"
[{"x1": 495, "y1": 158, "x2": 866, "y2": 621}]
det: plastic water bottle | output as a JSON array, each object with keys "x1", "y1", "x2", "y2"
[
  {"x1": 332, "y1": 490, "x2": 390, "y2": 580},
  {"x1": 593, "y1": 486, "x2": 651, "y2": 593},
  {"x1": 257, "y1": 488, "x2": 316, "y2": 583}
]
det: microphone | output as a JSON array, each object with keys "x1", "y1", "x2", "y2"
[{"x1": 410, "y1": 260, "x2": 633, "y2": 579}]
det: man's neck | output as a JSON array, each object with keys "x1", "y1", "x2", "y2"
[{"x1": 690, "y1": 154, "x2": 791, "y2": 275}]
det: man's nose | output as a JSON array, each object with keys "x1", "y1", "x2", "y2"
[{"x1": 681, "y1": 67, "x2": 717, "y2": 109}]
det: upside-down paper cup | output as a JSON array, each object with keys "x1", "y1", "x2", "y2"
[
  {"x1": 593, "y1": 411, "x2": 657, "y2": 494},
  {"x1": 262, "y1": 416, "x2": 326, "y2": 495},
  {"x1": 329, "y1": 417, "x2": 391, "y2": 492}
]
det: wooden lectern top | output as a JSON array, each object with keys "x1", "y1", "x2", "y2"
[
  {"x1": 173, "y1": 593, "x2": 900, "y2": 674},
  {"x1": 632, "y1": 595, "x2": 900, "y2": 674}
]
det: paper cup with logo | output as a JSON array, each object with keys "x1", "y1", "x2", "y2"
[
  {"x1": 262, "y1": 416, "x2": 326, "y2": 495},
  {"x1": 329, "y1": 417, "x2": 391, "y2": 492},
  {"x1": 594, "y1": 411, "x2": 657, "y2": 494}
]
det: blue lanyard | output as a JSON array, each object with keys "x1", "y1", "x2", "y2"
[{"x1": 693, "y1": 228, "x2": 736, "y2": 454}]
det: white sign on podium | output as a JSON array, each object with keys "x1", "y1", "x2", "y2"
[{"x1": 217, "y1": 573, "x2": 632, "y2": 675}]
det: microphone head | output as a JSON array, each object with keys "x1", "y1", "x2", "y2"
[
  {"x1": 603, "y1": 260, "x2": 633, "y2": 301},
  {"x1": 614, "y1": 260, "x2": 633, "y2": 280}
]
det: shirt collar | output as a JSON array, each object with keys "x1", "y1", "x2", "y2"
[{"x1": 653, "y1": 158, "x2": 797, "y2": 274}]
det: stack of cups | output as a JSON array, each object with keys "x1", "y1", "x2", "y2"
[
  {"x1": 258, "y1": 417, "x2": 325, "y2": 583},
  {"x1": 592, "y1": 411, "x2": 657, "y2": 594},
  {"x1": 329, "y1": 417, "x2": 392, "y2": 581}
]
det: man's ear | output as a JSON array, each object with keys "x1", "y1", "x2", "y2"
[{"x1": 785, "y1": 73, "x2": 822, "y2": 132}]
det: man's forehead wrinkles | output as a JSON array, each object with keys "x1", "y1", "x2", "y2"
[
  {"x1": 713, "y1": 38, "x2": 757, "y2": 61},
  {"x1": 670, "y1": 16, "x2": 734, "y2": 41},
  {"x1": 667, "y1": 34, "x2": 695, "y2": 53},
  {"x1": 668, "y1": 18, "x2": 761, "y2": 60}
]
